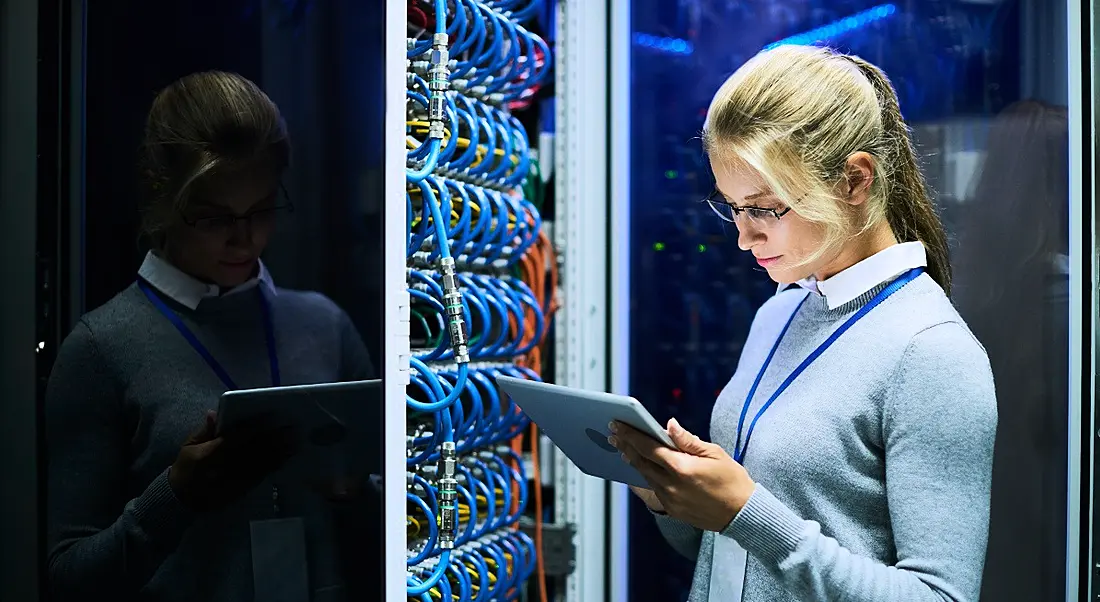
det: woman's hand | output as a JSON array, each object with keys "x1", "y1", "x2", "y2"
[
  {"x1": 610, "y1": 418, "x2": 755, "y2": 533},
  {"x1": 628, "y1": 485, "x2": 666, "y2": 513},
  {"x1": 169, "y1": 411, "x2": 298, "y2": 512}
]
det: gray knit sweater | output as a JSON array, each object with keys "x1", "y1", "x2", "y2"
[
  {"x1": 654, "y1": 273, "x2": 997, "y2": 601},
  {"x1": 45, "y1": 283, "x2": 374, "y2": 602}
]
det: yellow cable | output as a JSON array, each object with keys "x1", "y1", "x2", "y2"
[{"x1": 407, "y1": 125, "x2": 520, "y2": 166}]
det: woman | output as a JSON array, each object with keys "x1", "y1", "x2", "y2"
[
  {"x1": 610, "y1": 46, "x2": 996, "y2": 601},
  {"x1": 45, "y1": 71, "x2": 375, "y2": 602}
]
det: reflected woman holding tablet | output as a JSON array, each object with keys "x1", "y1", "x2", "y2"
[
  {"x1": 45, "y1": 71, "x2": 374, "y2": 602},
  {"x1": 610, "y1": 46, "x2": 996, "y2": 601}
]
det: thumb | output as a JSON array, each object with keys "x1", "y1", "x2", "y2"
[
  {"x1": 667, "y1": 418, "x2": 713, "y2": 456},
  {"x1": 186, "y1": 410, "x2": 218, "y2": 445}
]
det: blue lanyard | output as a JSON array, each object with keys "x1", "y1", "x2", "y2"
[
  {"x1": 138, "y1": 280, "x2": 281, "y2": 390},
  {"x1": 733, "y1": 267, "x2": 924, "y2": 464}
]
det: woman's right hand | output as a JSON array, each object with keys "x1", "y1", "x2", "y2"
[
  {"x1": 630, "y1": 485, "x2": 666, "y2": 513},
  {"x1": 168, "y1": 411, "x2": 298, "y2": 512}
]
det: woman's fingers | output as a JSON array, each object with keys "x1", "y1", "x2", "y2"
[
  {"x1": 611, "y1": 421, "x2": 679, "y2": 468},
  {"x1": 616, "y1": 434, "x2": 674, "y2": 487}
]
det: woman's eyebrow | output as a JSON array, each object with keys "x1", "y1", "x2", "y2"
[{"x1": 720, "y1": 189, "x2": 774, "y2": 206}]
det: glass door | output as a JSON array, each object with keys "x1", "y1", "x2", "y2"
[{"x1": 616, "y1": 1, "x2": 1092, "y2": 600}]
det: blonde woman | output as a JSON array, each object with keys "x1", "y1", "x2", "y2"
[{"x1": 610, "y1": 46, "x2": 996, "y2": 602}]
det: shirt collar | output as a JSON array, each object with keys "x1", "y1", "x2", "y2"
[
  {"x1": 780, "y1": 241, "x2": 927, "y2": 310},
  {"x1": 137, "y1": 251, "x2": 276, "y2": 311}
]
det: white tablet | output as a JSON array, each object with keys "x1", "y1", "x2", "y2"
[
  {"x1": 496, "y1": 376, "x2": 676, "y2": 488},
  {"x1": 217, "y1": 379, "x2": 383, "y2": 485}
]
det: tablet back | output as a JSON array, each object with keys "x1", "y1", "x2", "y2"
[
  {"x1": 218, "y1": 380, "x2": 384, "y2": 488},
  {"x1": 496, "y1": 376, "x2": 675, "y2": 489}
]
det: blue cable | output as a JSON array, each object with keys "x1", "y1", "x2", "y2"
[
  {"x1": 496, "y1": 537, "x2": 522, "y2": 590},
  {"x1": 407, "y1": 491, "x2": 438, "y2": 565},
  {"x1": 448, "y1": 559, "x2": 472, "y2": 602},
  {"x1": 452, "y1": 1, "x2": 486, "y2": 78},
  {"x1": 490, "y1": 452, "x2": 527, "y2": 520},
  {"x1": 484, "y1": 16, "x2": 523, "y2": 95},
  {"x1": 465, "y1": 550, "x2": 490, "y2": 601},
  {"x1": 407, "y1": 139, "x2": 442, "y2": 182},
  {"x1": 465, "y1": 186, "x2": 495, "y2": 257},
  {"x1": 406, "y1": 2, "x2": 554, "y2": 597},
  {"x1": 407, "y1": 549, "x2": 451, "y2": 595},
  {"x1": 449, "y1": 101, "x2": 482, "y2": 171},
  {"x1": 443, "y1": 179, "x2": 476, "y2": 251},
  {"x1": 408, "y1": 577, "x2": 433, "y2": 602},
  {"x1": 469, "y1": 5, "x2": 504, "y2": 83},
  {"x1": 456, "y1": 483, "x2": 478, "y2": 544},
  {"x1": 486, "y1": 117, "x2": 515, "y2": 182},
  {"x1": 482, "y1": 542, "x2": 509, "y2": 593}
]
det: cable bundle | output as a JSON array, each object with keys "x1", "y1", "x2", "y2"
[{"x1": 405, "y1": 1, "x2": 555, "y2": 599}]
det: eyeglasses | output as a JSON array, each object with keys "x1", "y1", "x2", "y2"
[
  {"x1": 181, "y1": 186, "x2": 294, "y2": 236},
  {"x1": 702, "y1": 188, "x2": 792, "y2": 226}
]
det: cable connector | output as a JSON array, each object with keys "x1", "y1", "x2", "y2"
[
  {"x1": 439, "y1": 256, "x2": 470, "y2": 364},
  {"x1": 438, "y1": 441, "x2": 458, "y2": 549},
  {"x1": 427, "y1": 33, "x2": 450, "y2": 139}
]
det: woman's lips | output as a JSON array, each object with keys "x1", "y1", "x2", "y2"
[{"x1": 220, "y1": 258, "x2": 255, "y2": 268}]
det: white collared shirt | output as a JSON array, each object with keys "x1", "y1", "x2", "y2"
[
  {"x1": 781, "y1": 241, "x2": 928, "y2": 310},
  {"x1": 137, "y1": 251, "x2": 277, "y2": 310}
]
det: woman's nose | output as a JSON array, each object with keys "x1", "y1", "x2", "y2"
[
  {"x1": 736, "y1": 221, "x2": 765, "y2": 251},
  {"x1": 227, "y1": 217, "x2": 253, "y2": 245}
]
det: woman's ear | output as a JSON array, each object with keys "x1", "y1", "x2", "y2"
[{"x1": 843, "y1": 152, "x2": 875, "y2": 206}]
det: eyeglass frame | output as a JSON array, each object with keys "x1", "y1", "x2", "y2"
[
  {"x1": 179, "y1": 183, "x2": 295, "y2": 235},
  {"x1": 701, "y1": 188, "x2": 793, "y2": 225}
]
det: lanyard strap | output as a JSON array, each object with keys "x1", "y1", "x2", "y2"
[
  {"x1": 733, "y1": 267, "x2": 925, "y2": 463},
  {"x1": 138, "y1": 280, "x2": 281, "y2": 390}
]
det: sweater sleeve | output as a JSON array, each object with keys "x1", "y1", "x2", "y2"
[
  {"x1": 720, "y1": 322, "x2": 997, "y2": 602},
  {"x1": 46, "y1": 321, "x2": 195, "y2": 600},
  {"x1": 653, "y1": 511, "x2": 705, "y2": 561},
  {"x1": 336, "y1": 308, "x2": 376, "y2": 381}
]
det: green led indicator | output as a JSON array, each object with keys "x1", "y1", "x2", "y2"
[
  {"x1": 665, "y1": 170, "x2": 678, "y2": 179},
  {"x1": 697, "y1": 244, "x2": 707, "y2": 253},
  {"x1": 653, "y1": 242, "x2": 666, "y2": 251}
]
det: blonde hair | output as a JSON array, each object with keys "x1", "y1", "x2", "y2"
[
  {"x1": 703, "y1": 45, "x2": 951, "y2": 294},
  {"x1": 139, "y1": 71, "x2": 291, "y2": 249}
]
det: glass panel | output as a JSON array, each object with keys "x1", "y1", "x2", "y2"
[
  {"x1": 46, "y1": 2, "x2": 387, "y2": 600},
  {"x1": 626, "y1": 2, "x2": 1069, "y2": 601}
]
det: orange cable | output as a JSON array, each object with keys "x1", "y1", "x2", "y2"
[
  {"x1": 498, "y1": 199, "x2": 558, "y2": 600},
  {"x1": 531, "y1": 421, "x2": 548, "y2": 602}
]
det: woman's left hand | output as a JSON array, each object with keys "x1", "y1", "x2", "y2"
[{"x1": 610, "y1": 418, "x2": 756, "y2": 533}]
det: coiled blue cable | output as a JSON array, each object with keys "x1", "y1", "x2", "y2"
[
  {"x1": 407, "y1": 491, "x2": 437, "y2": 565},
  {"x1": 406, "y1": 1, "x2": 545, "y2": 597}
]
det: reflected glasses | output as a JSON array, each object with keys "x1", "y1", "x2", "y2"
[{"x1": 181, "y1": 185, "x2": 294, "y2": 236}]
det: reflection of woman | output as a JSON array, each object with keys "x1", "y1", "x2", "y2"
[
  {"x1": 610, "y1": 45, "x2": 996, "y2": 601},
  {"x1": 45, "y1": 71, "x2": 374, "y2": 601},
  {"x1": 953, "y1": 100, "x2": 1069, "y2": 602}
]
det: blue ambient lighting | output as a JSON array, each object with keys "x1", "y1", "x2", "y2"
[
  {"x1": 634, "y1": 32, "x2": 694, "y2": 56},
  {"x1": 764, "y1": 4, "x2": 897, "y2": 50}
]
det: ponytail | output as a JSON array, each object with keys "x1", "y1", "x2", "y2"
[{"x1": 846, "y1": 56, "x2": 952, "y2": 295}]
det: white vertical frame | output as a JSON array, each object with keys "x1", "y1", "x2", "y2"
[
  {"x1": 385, "y1": 0, "x2": 410, "y2": 599},
  {"x1": 554, "y1": 1, "x2": 611, "y2": 600},
  {"x1": 608, "y1": 0, "x2": 632, "y2": 599},
  {"x1": 1067, "y1": 0, "x2": 1092, "y2": 599},
  {"x1": 1091, "y1": 1, "x2": 1100, "y2": 598}
]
